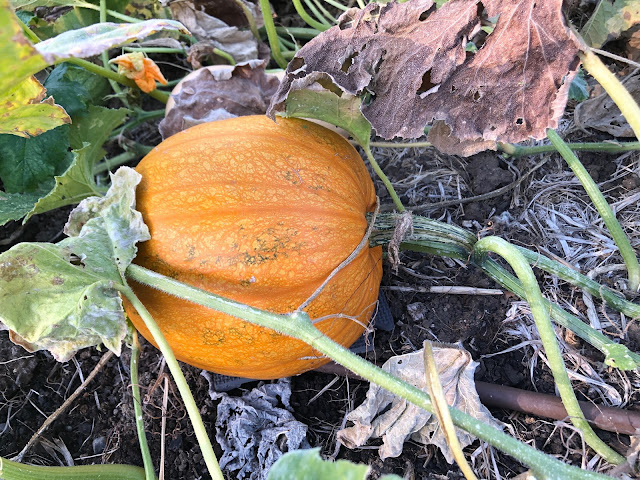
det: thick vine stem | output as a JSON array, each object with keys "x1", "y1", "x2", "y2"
[
  {"x1": 124, "y1": 264, "x2": 614, "y2": 479},
  {"x1": 0, "y1": 457, "x2": 147, "y2": 480},
  {"x1": 472, "y1": 237, "x2": 625, "y2": 465},
  {"x1": 547, "y1": 128, "x2": 640, "y2": 292},
  {"x1": 115, "y1": 285, "x2": 224, "y2": 480}
]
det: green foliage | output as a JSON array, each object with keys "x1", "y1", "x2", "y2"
[
  {"x1": 0, "y1": 126, "x2": 72, "y2": 192},
  {"x1": 267, "y1": 448, "x2": 403, "y2": 480},
  {"x1": 44, "y1": 63, "x2": 110, "y2": 117},
  {"x1": 569, "y1": 69, "x2": 589, "y2": 102}
]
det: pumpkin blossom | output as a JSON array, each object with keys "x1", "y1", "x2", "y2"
[{"x1": 111, "y1": 52, "x2": 168, "y2": 93}]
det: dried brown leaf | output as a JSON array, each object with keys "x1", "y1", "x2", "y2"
[
  {"x1": 160, "y1": 60, "x2": 280, "y2": 138},
  {"x1": 167, "y1": 0, "x2": 261, "y2": 62},
  {"x1": 574, "y1": 71, "x2": 640, "y2": 137},
  {"x1": 269, "y1": 0, "x2": 581, "y2": 156}
]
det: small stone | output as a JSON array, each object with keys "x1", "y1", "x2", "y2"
[{"x1": 92, "y1": 436, "x2": 107, "y2": 455}]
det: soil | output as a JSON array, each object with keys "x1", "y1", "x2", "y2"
[{"x1": 2, "y1": 2, "x2": 640, "y2": 479}]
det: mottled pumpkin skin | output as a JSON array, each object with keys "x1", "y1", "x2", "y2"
[{"x1": 124, "y1": 115, "x2": 382, "y2": 379}]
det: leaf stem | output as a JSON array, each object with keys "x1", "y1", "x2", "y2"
[
  {"x1": 74, "y1": 1, "x2": 143, "y2": 23},
  {"x1": 123, "y1": 264, "x2": 614, "y2": 479},
  {"x1": 0, "y1": 457, "x2": 147, "y2": 480},
  {"x1": 258, "y1": 0, "x2": 289, "y2": 69},
  {"x1": 115, "y1": 285, "x2": 224, "y2": 480},
  {"x1": 292, "y1": 0, "x2": 330, "y2": 31},
  {"x1": 234, "y1": 0, "x2": 260, "y2": 40},
  {"x1": 363, "y1": 145, "x2": 405, "y2": 212},
  {"x1": 130, "y1": 330, "x2": 156, "y2": 480},
  {"x1": 472, "y1": 237, "x2": 625, "y2": 465},
  {"x1": 547, "y1": 128, "x2": 639, "y2": 292},
  {"x1": 64, "y1": 58, "x2": 169, "y2": 104},
  {"x1": 580, "y1": 48, "x2": 640, "y2": 142},
  {"x1": 499, "y1": 140, "x2": 640, "y2": 157}
]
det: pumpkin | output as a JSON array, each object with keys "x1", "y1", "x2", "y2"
[{"x1": 123, "y1": 115, "x2": 383, "y2": 379}]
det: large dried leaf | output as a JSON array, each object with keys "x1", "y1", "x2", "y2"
[
  {"x1": 159, "y1": 60, "x2": 279, "y2": 138},
  {"x1": 167, "y1": 0, "x2": 260, "y2": 63},
  {"x1": 337, "y1": 345, "x2": 502, "y2": 462},
  {"x1": 269, "y1": 0, "x2": 581, "y2": 155}
]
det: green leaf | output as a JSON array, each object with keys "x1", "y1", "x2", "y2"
[
  {"x1": 279, "y1": 89, "x2": 372, "y2": 148},
  {"x1": 581, "y1": 0, "x2": 640, "y2": 48},
  {"x1": 0, "y1": 126, "x2": 71, "y2": 193},
  {"x1": 569, "y1": 68, "x2": 589, "y2": 103},
  {"x1": 0, "y1": 187, "x2": 49, "y2": 226},
  {"x1": 0, "y1": 76, "x2": 70, "y2": 137},
  {"x1": 69, "y1": 105, "x2": 128, "y2": 151},
  {"x1": 0, "y1": 167, "x2": 150, "y2": 361},
  {"x1": 267, "y1": 449, "x2": 370, "y2": 480},
  {"x1": 35, "y1": 19, "x2": 189, "y2": 63},
  {"x1": 24, "y1": 144, "x2": 98, "y2": 221},
  {"x1": 43, "y1": 64, "x2": 95, "y2": 117}
]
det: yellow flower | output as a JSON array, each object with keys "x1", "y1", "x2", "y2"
[{"x1": 111, "y1": 52, "x2": 168, "y2": 93}]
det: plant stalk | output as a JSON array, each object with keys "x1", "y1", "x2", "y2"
[
  {"x1": 116, "y1": 285, "x2": 224, "y2": 480},
  {"x1": 0, "y1": 457, "x2": 147, "y2": 480},
  {"x1": 547, "y1": 128, "x2": 640, "y2": 292},
  {"x1": 580, "y1": 48, "x2": 640, "y2": 144},
  {"x1": 258, "y1": 0, "x2": 289, "y2": 69},
  {"x1": 292, "y1": 0, "x2": 330, "y2": 31},
  {"x1": 473, "y1": 237, "x2": 625, "y2": 464},
  {"x1": 130, "y1": 330, "x2": 156, "y2": 480},
  {"x1": 363, "y1": 145, "x2": 406, "y2": 212},
  {"x1": 124, "y1": 264, "x2": 615, "y2": 479}
]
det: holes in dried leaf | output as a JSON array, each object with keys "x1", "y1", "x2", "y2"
[
  {"x1": 416, "y1": 69, "x2": 436, "y2": 95},
  {"x1": 288, "y1": 57, "x2": 306, "y2": 74},
  {"x1": 473, "y1": 90, "x2": 481, "y2": 102},
  {"x1": 516, "y1": 117, "x2": 524, "y2": 125},
  {"x1": 418, "y1": 5, "x2": 436, "y2": 21},
  {"x1": 340, "y1": 52, "x2": 359, "y2": 73}
]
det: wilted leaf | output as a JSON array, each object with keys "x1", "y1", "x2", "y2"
[
  {"x1": 269, "y1": 0, "x2": 581, "y2": 156},
  {"x1": 206, "y1": 377, "x2": 310, "y2": 480},
  {"x1": 0, "y1": 75, "x2": 70, "y2": 137},
  {"x1": 337, "y1": 344, "x2": 502, "y2": 463},
  {"x1": 581, "y1": 0, "x2": 640, "y2": 48},
  {"x1": 35, "y1": 19, "x2": 189, "y2": 63},
  {"x1": 159, "y1": 60, "x2": 279, "y2": 138},
  {"x1": 0, "y1": 167, "x2": 149, "y2": 361},
  {"x1": 167, "y1": 0, "x2": 261, "y2": 63},
  {"x1": 574, "y1": 70, "x2": 640, "y2": 137},
  {"x1": 0, "y1": 0, "x2": 49, "y2": 95}
]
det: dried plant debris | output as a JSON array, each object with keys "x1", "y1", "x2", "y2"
[
  {"x1": 269, "y1": 0, "x2": 581, "y2": 156},
  {"x1": 166, "y1": 0, "x2": 262, "y2": 63},
  {"x1": 574, "y1": 71, "x2": 640, "y2": 137},
  {"x1": 205, "y1": 376, "x2": 310, "y2": 480},
  {"x1": 337, "y1": 344, "x2": 502, "y2": 462},
  {"x1": 159, "y1": 60, "x2": 280, "y2": 138}
]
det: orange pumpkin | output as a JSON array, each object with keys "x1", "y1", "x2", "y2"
[{"x1": 124, "y1": 115, "x2": 382, "y2": 379}]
